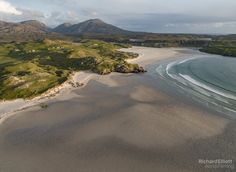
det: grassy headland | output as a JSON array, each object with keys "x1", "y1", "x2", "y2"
[
  {"x1": 86, "y1": 33, "x2": 236, "y2": 57},
  {"x1": 200, "y1": 41, "x2": 236, "y2": 57},
  {"x1": 0, "y1": 39, "x2": 144, "y2": 100}
]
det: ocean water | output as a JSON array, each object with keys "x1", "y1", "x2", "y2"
[{"x1": 156, "y1": 55, "x2": 236, "y2": 119}]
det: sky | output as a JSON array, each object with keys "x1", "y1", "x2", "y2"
[{"x1": 0, "y1": 0, "x2": 236, "y2": 34}]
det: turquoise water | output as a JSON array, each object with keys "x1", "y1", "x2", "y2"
[{"x1": 156, "y1": 55, "x2": 236, "y2": 118}]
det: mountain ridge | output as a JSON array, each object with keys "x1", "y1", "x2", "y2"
[
  {"x1": 0, "y1": 20, "x2": 50, "y2": 34},
  {"x1": 0, "y1": 19, "x2": 235, "y2": 42},
  {"x1": 0, "y1": 19, "x2": 134, "y2": 42},
  {"x1": 0, "y1": 20, "x2": 62, "y2": 42},
  {"x1": 53, "y1": 19, "x2": 132, "y2": 35}
]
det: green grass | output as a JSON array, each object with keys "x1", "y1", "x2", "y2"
[
  {"x1": 200, "y1": 41, "x2": 236, "y2": 57},
  {"x1": 0, "y1": 39, "x2": 142, "y2": 100}
]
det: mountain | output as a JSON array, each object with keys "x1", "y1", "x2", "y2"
[
  {"x1": 1, "y1": 18, "x2": 226, "y2": 43},
  {"x1": 53, "y1": 19, "x2": 131, "y2": 35},
  {"x1": 0, "y1": 19, "x2": 133, "y2": 42},
  {"x1": 0, "y1": 20, "x2": 50, "y2": 34},
  {"x1": 19, "y1": 20, "x2": 49, "y2": 33},
  {"x1": 0, "y1": 20, "x2": 61, "y2": 42},
  {"x1": 52, "y1": 22, "x2": 73, "y2": 33}
]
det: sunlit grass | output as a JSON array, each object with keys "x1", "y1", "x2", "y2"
[{"x1": 0, "y1": 39, "x2": 141, "y2": 100}]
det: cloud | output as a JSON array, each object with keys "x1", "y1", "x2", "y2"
[
  {"x1": 107, "y1": 12, "x2": 236, "y2": 34},
  {"x1": 0, "y1": 0, "x2": 236, "y2": 33},
  {"x1": 44, "y1": 11, "x2": 81, "y2": 27},
  {"x1": 82, "y1": 8, "x2": 99, "y2": 18},
  {"x1": 0, "y1": 0, "x2": 22, "y2": 15},
  {"x1": 0, "y1": 8, "x2": 45, "y2": 24}
]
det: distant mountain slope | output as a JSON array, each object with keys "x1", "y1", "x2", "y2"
[
  {"x1": 53, "y1": 23, "x2": 73, "y2": 33},
  {"x1": 0, "y1": 20, "x2": 62, "y2": 42},
  {"x1": 19, "y1": 20, "x2": 50, "y2": 33},
  {"x1": 0, "y1": 20, "x2": 50, "y2": 34},
  {"x1": 1, "y1": 18, "x2": 235, "y2": 43},
  {"x1": 53, "y1": 19, "x2": 131, "y2": 35},
  {"x1": 216, "y1": 34, "x2": 236, "y2": 41}
]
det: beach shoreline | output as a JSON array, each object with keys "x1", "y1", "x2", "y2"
[
  {"x1": 0, "y1": 71, "x2": 99, "y2": 124},
  {"x1": 0, "y1": 47, "x2": 220, "y2": 127},
  {"x1": 0, "y1": 47, "x2": 203, "y2": 125},
  {"x1": 0, "y1": 47, "x2": 235, "y2": 172}
]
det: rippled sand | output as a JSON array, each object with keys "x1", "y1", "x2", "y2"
[{"x1": 0, "y1": 47, "x2": 235, "y2": 172}]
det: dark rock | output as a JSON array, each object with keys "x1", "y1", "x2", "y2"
[
  {"x1": 115, "y1": 65, "x2": 130, "y2": 73},
  {"x1": 76, "y1": 82, "x2": 84, "y2": 87},
  {"x1": 115, "y1": 64, "x2": 146, "y2": 74},
  {"x1": 136, "y1": 66, "x2": 146, "y2": 73}
]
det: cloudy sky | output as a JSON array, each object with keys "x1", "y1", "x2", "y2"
[{"x1": 0, "y1": 0, "x2": 236, "y2": 34}]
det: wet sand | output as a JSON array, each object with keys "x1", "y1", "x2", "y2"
[
  {"x1": 0, "y1": 71, "x2": 99, "y2": 124},
  {"x1": 0, "y1": 47, "x2": 235, "y2": 172}
]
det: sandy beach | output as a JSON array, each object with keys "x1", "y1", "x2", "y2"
[
  {"x1": 0, "y1": 71, "x2": 100, "y2": 124},
  {"x1": 0, "y1": 47, "x2": 183, "y2": 124},
  {"x1": 0, "y1": 47, "x2": 235, "y2": 172}
]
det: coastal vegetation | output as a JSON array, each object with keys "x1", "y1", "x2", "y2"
[
  {"x1": 200, "y1": 41, "x2": 236, "y2": 57},
  {"x1": 1, "y1": 19, "x2": 236, "y2": 101},
  {"x1": 94, "y1": 34, "x2": 236, "y2": 58},
  {"x1": 0, "y1": 39, "x2": 144, "y2": 100}
]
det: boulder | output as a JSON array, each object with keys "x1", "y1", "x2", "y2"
[{"x1": 115, "y1": 65, "x2": 131, "y2": 73}]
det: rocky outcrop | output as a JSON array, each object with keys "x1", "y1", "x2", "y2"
[{"x1": 115, "y1": 64, "x2": 146, "y2": 73}]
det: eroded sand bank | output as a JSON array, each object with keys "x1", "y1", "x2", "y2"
[{"x1": 0, "y1": 47, "x2": 235, "y2": 172}]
